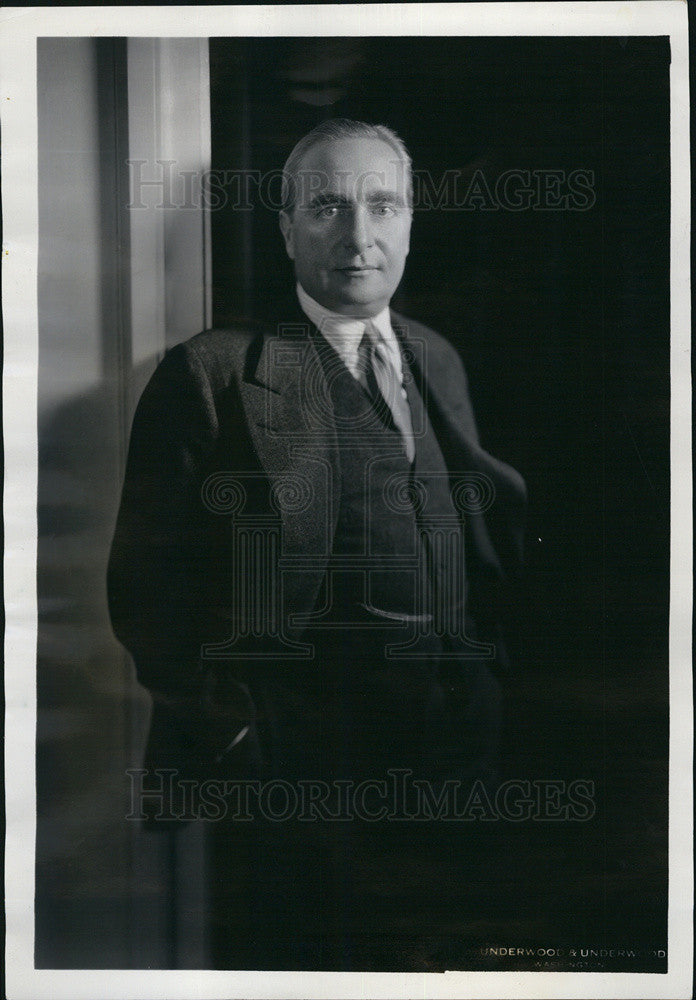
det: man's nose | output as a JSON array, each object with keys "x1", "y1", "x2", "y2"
[{"x1": 342, "y1": 206, "x2": 374, "y2": 253}]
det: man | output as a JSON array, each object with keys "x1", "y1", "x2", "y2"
[{"x1": 108, "y1": 119, "x2": 526, "y2": 969}]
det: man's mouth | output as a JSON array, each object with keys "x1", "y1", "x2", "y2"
[{"x1": 336, "y1": 265, "x2": 378, "y2": 274}]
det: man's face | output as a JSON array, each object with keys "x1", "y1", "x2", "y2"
[{"x1": 279, "y1": 136, "x2": 412, "y2": 317}]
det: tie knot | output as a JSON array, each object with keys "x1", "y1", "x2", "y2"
[
  {"x1": 360, "y1": 320, "x2": 378, "y2": 349},
  {"x1": 355, "y1": 321, "x2": 415, "y2": 463},
  {"x1": 363, "y1": 322, "x2": 393, "y2": 373},
  {"x1": 356, "y1": 324, "x2": 377, "y2": 376}
]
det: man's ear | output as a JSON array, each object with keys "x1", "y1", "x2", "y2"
[{"x1": 279, "y1": 211, "x2": 295, "y2": 259}]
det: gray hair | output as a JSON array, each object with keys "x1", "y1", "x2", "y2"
[{"x1": 280, "y1": 118, "x2": 413, "y2": 213}]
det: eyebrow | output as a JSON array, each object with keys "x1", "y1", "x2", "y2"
[
  {"x1": 306, "y1": 190, "x2": 406, "y2": 210},
  {"x1": 365, "y1": 190, "x2": 405, "y2": 206}
]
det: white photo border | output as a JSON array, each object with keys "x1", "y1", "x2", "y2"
[{"x1": 1, "y1": 4, "x2": 692, "y2": 998}]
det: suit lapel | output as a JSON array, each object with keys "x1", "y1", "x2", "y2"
[
  {"x1": 392, "y1": 312, "x2": 479, "y2": 447},
  {"x1": 236, "y1": 300, "x2": 523, "y2": 622},
  {"x1": 238, "y1": 300, "x2": 341, "y2": 569},
  {"x1": 394, "y1": 313, "x2": 523, "y2": 578}
]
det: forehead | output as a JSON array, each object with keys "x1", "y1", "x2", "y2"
[{"x1": 295, "y1": 136, "x2": 409, "y2": 203}]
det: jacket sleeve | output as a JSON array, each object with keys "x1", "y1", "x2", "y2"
[{"x1": 107, "y1": 341, "x2": 256, "y2": 763}]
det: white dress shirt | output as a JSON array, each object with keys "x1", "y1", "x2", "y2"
[{"x1": 296, "y1": 282, "x2": 405, "y2": 385}]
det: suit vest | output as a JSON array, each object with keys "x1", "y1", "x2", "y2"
[{"x1": 309, "y1": 333, "x2": 469, "y2": 655}]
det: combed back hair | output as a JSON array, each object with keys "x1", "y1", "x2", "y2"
[{"x1": 280, "y1": 118, "x2": 413, "y2": 213}]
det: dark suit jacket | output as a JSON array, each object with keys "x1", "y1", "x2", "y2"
[{"x1": 108, "y1": 297, "x2": 526, "y2": 785}]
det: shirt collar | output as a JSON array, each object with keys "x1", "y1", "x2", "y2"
[{"x1": 295, "y1": 283, "x2": 403, "y2": 382}]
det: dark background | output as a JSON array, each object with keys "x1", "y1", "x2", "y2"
[{"x1": 209, "y1": 36, "x2": 670, "y2": 971}]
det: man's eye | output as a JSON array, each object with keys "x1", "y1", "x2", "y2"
[
  {"x1": 318, "y1": 205, "x2": 341, "y2": 218},
  {"x1": 372, "y1": 204, "x2": 396, "y2": 216}
]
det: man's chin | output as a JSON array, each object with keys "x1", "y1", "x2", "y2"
[
  {"x1": 325, "y1": 284, "x2": 395, "y2": 316},
  {"x1": 331, "y1": 298, "x2": 390, "y2": 318}
]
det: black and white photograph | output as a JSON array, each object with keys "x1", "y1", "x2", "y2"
[{"x1": 1, "y1": 3, "x2": 692, "y2": 998}]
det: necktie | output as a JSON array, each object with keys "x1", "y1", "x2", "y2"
[{"x1": 357, "y1": 323, "x2": 416, "y2": 463}]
